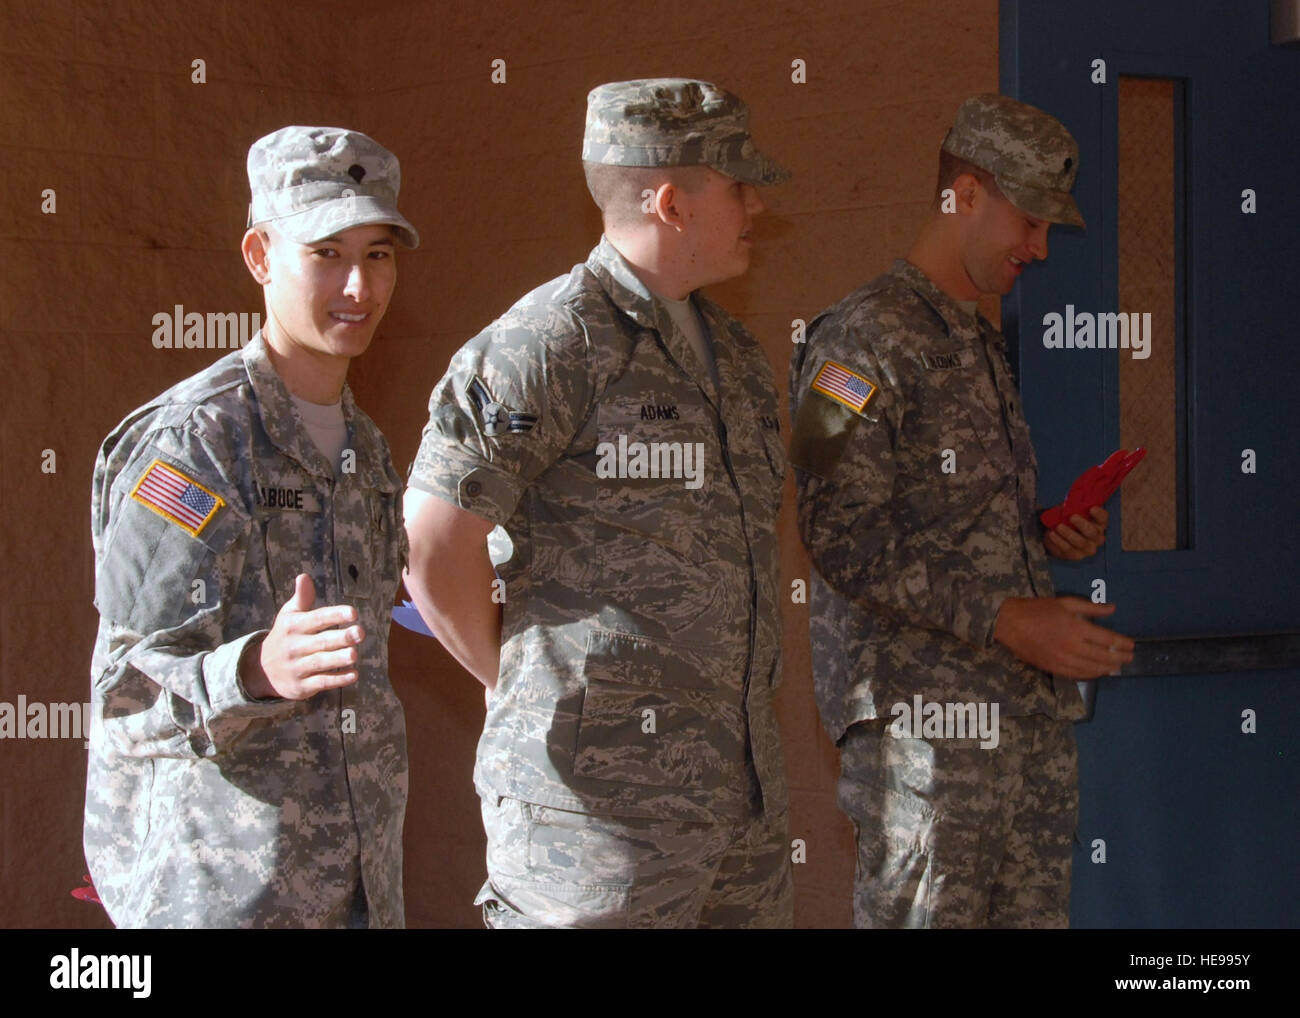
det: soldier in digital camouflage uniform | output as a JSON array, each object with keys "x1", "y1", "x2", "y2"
[
  {"x1": 790, "y1": 94, "x2": 1135, "y2": 928},
  {"x1": 84, "y1": 126, "x2": 418, "y2": 928},
  {"x1": 404, "y1": 79, "x2": 793, "y2": 928}
]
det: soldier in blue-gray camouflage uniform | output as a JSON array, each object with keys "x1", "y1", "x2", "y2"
[
  {"x1": 791, "y1": 94, "x2": 1135, "y2": 928},
  {"x1": 404, "y1": 79, "x2": 793, "y2": 928},
  {"x1": 84, "y1": 126, "x2": 418, "y2": 928}
]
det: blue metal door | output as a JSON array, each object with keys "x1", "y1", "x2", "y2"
[{"x1": 1001, "y1": 0, "x2": 1300, "y2": 926}]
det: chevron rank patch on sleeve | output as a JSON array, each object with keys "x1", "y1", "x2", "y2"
[
  {"x1": 130, "y1": 458, "x2": 224, "y2": 537},
  {"x1": 811, "y1": 360, "x2": 878, "y2": 415},
  {"x1": 466, "y1": 375, "x2": 537, "y2": 436}
]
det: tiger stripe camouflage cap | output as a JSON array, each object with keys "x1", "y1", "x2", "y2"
[
  {"x1": 942, "y1": 94, "x2": 1085, "y2": 228},
  {"x1": 247, "y1": 126, "x2": 420, "y2": 247},
  {"x1": 583, "y1": 79, "x2": 791, "y2": 186}
]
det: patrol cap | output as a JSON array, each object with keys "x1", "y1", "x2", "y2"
[
  {"x1": 941, "y1": 94, "x2": 1084, "y2": 228},
  {"x1": 246, "y1": 126, "x2": 420, "y2": 247},
  {"x1": 582, "y1": 78, "x2": 790, "y2": 186}
]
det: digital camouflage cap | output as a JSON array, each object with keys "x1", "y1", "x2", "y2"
[
  {"x1": 247, "y1": 126, "x2": 420, "y2": 247},
  {"x1": 942, "y1": 93, "x2": 1085, "y2": 228},
  {"x1": 583, "y1": 78, "x2": 790, "y2": 186}
]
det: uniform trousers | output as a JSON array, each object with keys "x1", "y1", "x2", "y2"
[
  {"x1": 476, "y1": 796, "x2": 793, "y2": 928},
  {"x1": 837, "y1": 713, "x2": 1078, "y2": 928}
]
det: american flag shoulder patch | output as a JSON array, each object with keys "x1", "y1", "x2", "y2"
[
  {"x1": 811, "y1": 360, "x2": 878, "y2": 414},
  {"x1": 130, "y1": 458, "x2": 225, "y2": 537}
]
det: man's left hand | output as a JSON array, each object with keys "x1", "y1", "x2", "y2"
[{"x1": 1045, "y1": 505, "x2": 1109, "y2": 560}]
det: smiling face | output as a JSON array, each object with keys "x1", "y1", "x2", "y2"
[
  {"x1": 248, "y1": 222, "x2": 397, "y2": 370},
  {"x1": 961, "y1": 180, "x2": 1051, "y2": 296},
  {"x1": 675, "y1": 167, "x2": 766, "y2": 289}
]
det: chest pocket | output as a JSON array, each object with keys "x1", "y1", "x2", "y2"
[
  {"x1": 257, "y1": 476, "x2": 328, "y2": 606},
  {"x1": 343, "y1": 485, "x2": 403, "y2": 605},
  {"x1": 592, "y1": 395, "x2": 723, "y2": 622},
  {"x1": 596, "y1": 395, "x2": 715, "y2": 529},
  {"x1": 909, "y1": 346, "x2": 1015, "y2": 485},
  {"x1": 260, "y1": 478, "x2": 402, "y2": 607},
  {"x1": 336, "y1": 478, "x2": 403, "y2": 606}
]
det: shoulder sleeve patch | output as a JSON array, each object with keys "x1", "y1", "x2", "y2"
[
  {"x1": 130, "y1": 458, "x2": 225, "y2": 537},
  {"x1": 96, "y1": 450, "x2": 247, "y2": 632},
  {"x1": 810, "y1": 360, "x2": 879, "y2": 415}
]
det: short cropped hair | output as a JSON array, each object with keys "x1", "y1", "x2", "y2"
[
  {"x1": 582, "y1": 161, "x2": 712, "y2": 230},
  {"x1": 933, "y1": 149, "x2": 1005, "y2": 208}
]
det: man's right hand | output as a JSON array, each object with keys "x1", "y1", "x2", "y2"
[
  {"x1": 240, "y1": 574, "x2": 365, "y2": 700},
  {"x1": 993, "y1": 595, "x2": 1135, "y2": 679}
]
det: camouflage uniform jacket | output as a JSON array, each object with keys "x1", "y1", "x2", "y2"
[
  {"x1": 410, "y1": 236, "x2": 787, "y2": 824},
  {"x1": 790, "y1": 259, "x2": 1084, "y2": 744},
  {"x1": 84, "y1": 332, "x2": 409, "y2": 928}
]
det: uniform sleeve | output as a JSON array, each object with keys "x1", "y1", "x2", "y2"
[
  {"x1": 408, "y1": 303, "x2": 593, "y2": 525},
  {"x1": 790, "y1": 319, "x2": 1006, "y2": 649},
  {"x1": 90, "y1": 421, "x2": 295, "y2": 760}
]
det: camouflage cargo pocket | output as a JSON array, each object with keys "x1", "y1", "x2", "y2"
[{"x1": 572, "y1": 628, "x2": 745, "y2": 792}]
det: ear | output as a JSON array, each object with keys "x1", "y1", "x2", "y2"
[
  {"x1": 949, "y1": 172, "x2": 982, "y2": 215},
  {"x1": 241, "y1": 227, "x2": 272, "y2": 284},
  {"x1": 649, "y1": 181, "x2": 688, "y2": 232}
]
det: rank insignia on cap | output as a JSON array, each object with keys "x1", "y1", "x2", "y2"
[
  {"x1": 130, "y1": 459, "x2": 225, "y2": 537},
  {"x1": 810, "y1": 360, "x2": 878, "y2": 415}
]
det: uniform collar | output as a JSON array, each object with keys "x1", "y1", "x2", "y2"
[
  {"x1": 586, "y1": 234, "x2": 659, "y2": 329},
  {"x1": 241, "y1": 330, "x2": 390, "y2": 487},
  {"x1": 587, "y1": 235, "x2": 721, "y2": 399},
  {"x1": 890, "y1": 258, "x2": 1001, "y2": 348}
]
